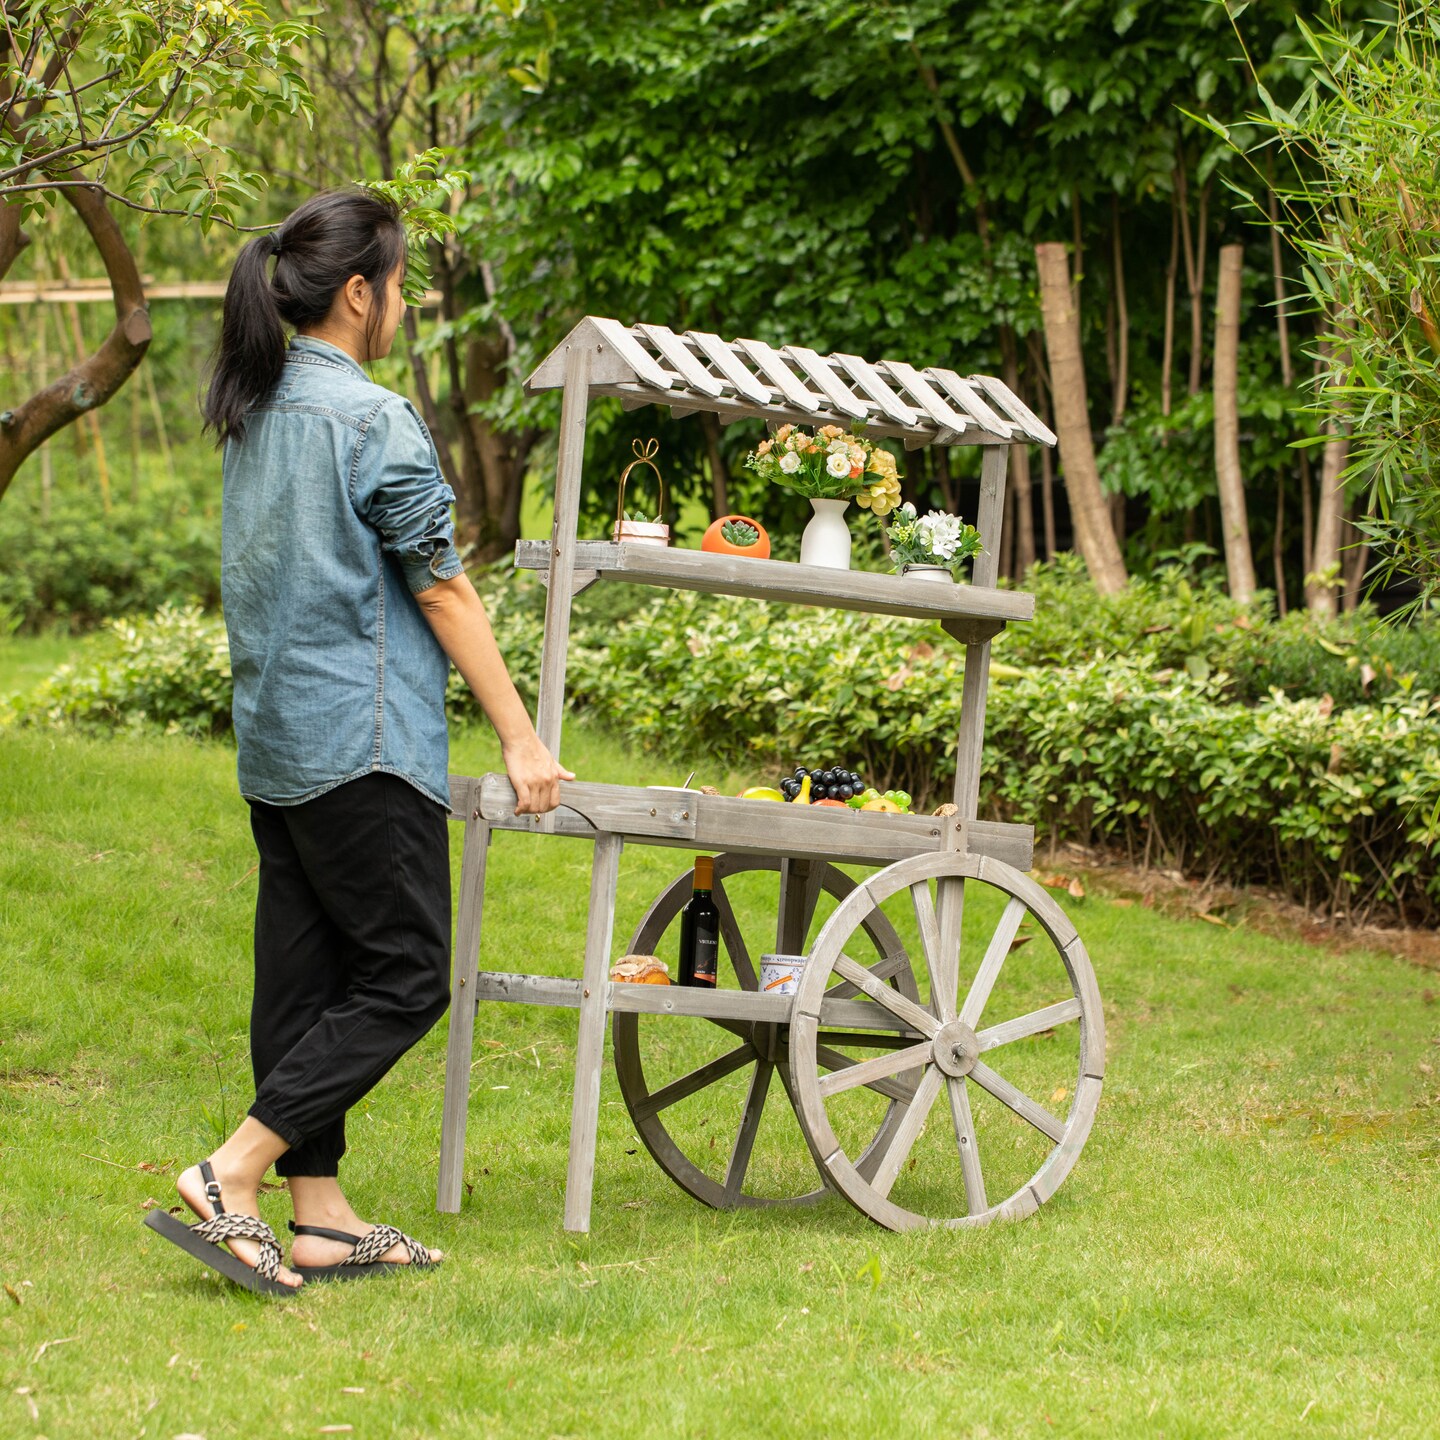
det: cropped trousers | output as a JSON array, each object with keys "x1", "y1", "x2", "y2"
[{"x1": 246, "y1": 772, "x2": 452, "y2": 1177}]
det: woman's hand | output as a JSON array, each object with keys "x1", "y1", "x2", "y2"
[{"x1": 501, "y1": 731, "x2": 575, "y2": 815}]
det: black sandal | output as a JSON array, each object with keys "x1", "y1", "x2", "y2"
[
  {"x1": 287, "y1": 1220, "x2": 440, "y2": 1282},
  {"x1": 143, "y1": 1160, "x2": 300, "y2": 1296}
]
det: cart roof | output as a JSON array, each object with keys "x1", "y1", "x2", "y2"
[{"x1": 524, "y1": 316, "x2": 1056, "y2": 450}]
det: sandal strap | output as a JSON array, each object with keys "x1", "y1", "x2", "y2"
[
  {"x1": 198, "y1": 1159, "x2": 224, "y2": 1216},
  {"x1": 192, "y1": 1212, "x2": 284, "y2": 1281},
  {"x1": 288, "y1": 1222, "x2": 362, "y2": 1246},
  {"x1": 346, "y1": 1224, "x2": 433, "y2": 1268}
]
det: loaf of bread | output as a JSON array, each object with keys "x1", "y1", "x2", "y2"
[{"x1": 609, "y1": 954, "x2": 671, "y2": 985}]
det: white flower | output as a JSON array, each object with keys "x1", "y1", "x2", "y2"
[
  {"x1": 899, "y1": 501, "x2": 917, "y2": 518},
  {"x1": 916, "y1": 510, "x2": 964, "y2": 560},
  {"x1": 825, "y1": 452, "x2": 851, "y2": 478},
  {"x1": 779, "y1": 451, "x2": 802, "y2": 474},
  {"x1": 828, "y1": 438, "x2": 849, "y2": 454}
]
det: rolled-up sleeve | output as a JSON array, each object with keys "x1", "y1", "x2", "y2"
[{"x1": 352, "y1": 397, "x2": 465, "y2": 595}]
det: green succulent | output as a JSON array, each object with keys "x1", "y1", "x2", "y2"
[
  {"x1": 623, "y1": 509, "x2": 656, "y2": 524},
  {"x1": 720, "y1": 519, "x2": 760, "y2": 547}
]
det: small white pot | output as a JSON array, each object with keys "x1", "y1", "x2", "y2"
[
  {"x1": 800, "y1": 498, "x2": 852, "y2": 570},
  {"x1": 900, "y1": 563, "x2": 954, "y2": 583}
]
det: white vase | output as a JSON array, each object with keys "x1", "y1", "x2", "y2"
[
  {"x1": 900, "y1": 563, "x2": 953, "y2": 584},
  {"x1": 800, "y1": 498, "x2": 852, "y2": 570}
]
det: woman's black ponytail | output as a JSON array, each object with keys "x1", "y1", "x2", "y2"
[{"x1": 203, "y1": 190, "x2": 407, "y2": 445}]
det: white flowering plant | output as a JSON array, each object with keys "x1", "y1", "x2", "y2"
[
  {"x1": 744, "y1": 424, "x2": 903, "y2": 508},
  {"x1": 885, "y1": 503, "x2": 983, "y2": 577}
]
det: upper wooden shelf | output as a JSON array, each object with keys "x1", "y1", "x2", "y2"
[{"x1": 514, "y1": 540, "x2": 1033, "y2": 639}]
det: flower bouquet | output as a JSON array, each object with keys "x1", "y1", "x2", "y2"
[
  {"x1": 744, "y1": 425, "x2": 904, "y2": 569},
  {"x1": 885, "y1": 503, "x2": 982, "y2": 582}
]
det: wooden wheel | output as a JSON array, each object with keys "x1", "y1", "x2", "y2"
[
  {"x1": 788, "y1": 852, "x2": 1104, "y2": 1231},
  {"x1": 612, "y1": 854, "x2": 923, "y2": 1209}
]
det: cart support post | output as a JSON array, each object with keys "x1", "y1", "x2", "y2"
[
  {"x1": 536, "y1": 343, "x2": 595, "y2": 774},
  {"x1": 565, "y1": 832, "x2": 624, "y2": 1233},
  {"x1": 437, "y1": 804, "x2": 491, "y2": 1213}
]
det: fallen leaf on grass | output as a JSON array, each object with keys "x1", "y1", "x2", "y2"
[
  {"x1": 34, "y1": 1336, "x2": 76, "y2": 1362},
  {"x1": 318, "y1": 1428, "x2": 354, "y2": 1435},
  {"x1": 1419, "y1": 1062, "x2": 1434, "y2": 1076},
  {"x1": 1007, "y1": 935, "x2": 1033, "y2": 952},
  {"x1": 1111, "y1": 897, "x2": 1135, "y2": 908},
  {"x1": 1067, "y1": 878, "x2": 1086, "y2": 900},
  {"x1": 340, "y1": 1387, "x2": 365, "y2": 1395},
  {"x1": 4, "y1": 1284, "x2": 20, "y2": 1306},
  {"x1": 15, "y1": 1388, "x2": 38, "y2": 1421},
  {"x1": 141, "y1": 1197, "x2": 164, "y2": 1211},
  {"x1": 1195, "y1": 912, "x2": 1230, "y2": 928},
  {"x1": 1050, "y1": 1086, "x2": 1069, "y2": 1104}
]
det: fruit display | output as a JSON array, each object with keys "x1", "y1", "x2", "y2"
[
  {"x1": 780, "y1": 764, "x2": 869, "y2": 803},
  {"x1": 848, "y1": 787, "x2": 914, "y2": 814}
]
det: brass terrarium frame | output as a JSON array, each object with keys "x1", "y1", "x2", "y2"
[{"x1": 435, "y1": 317, "x2": 1104, "y2": 1234}]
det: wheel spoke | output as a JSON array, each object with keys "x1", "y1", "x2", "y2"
[
  {"x1": 826, "y1": 949, "x2": 909, "y2": 1001},
  {"x1": 816, "y1": 1041, "x2": 933, "y2": 1100},
  {"x1": 633, "y1": 1044, "x2": 754, "y2": 1122},
  {"x1": 946, "y1": 1077, "x2": 986, "y2": 1215},
  {"x1": 932, "y1": 876, "x2": 965, "y2": 1020},
  {"x1": 832, "y1": 954, "x2": 941, "y2": 1038},
  {"x1": 722, "y1": 1059, "x2": 773, "y2": 1201},
  {"x1": 968, "y1": 1058, "x2": 1066, "y2": 1144},
  {"x1": 869, "y1": 1065, "x2": 944, "y2": 1198},
  {"x1": 815, "y1": 1045, "x2": 918, "y2": 1104},
  {"x1": 711, "y1": 878, "x2": 758, "y2": 991},
  {"x1": 957, "y1": 896, "x2": 1027, "y2": 1029},
  {"x1": 816, "y1": 1029, "x2": 916, "y2": 1050},
  {"x1": 976, "y1": 998, "x2": 1082, "y2": 1052}
]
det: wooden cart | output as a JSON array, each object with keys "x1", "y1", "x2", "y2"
[{"x1": 435, "y1": 318, "x2": 1105, "y2": 1233}]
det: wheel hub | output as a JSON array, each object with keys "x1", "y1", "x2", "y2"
[
  {"x1": 931, "y1": 1019, "x2": 980, "y2": 1077},
  {"x1": 750, "y1": 1021, "x2": 788, "y2": 1063}
]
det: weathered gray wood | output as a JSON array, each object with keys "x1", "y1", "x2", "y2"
[
  {"x1": 822, "y1": 953, "x2": 941, "y2": 1038},
  {"x1": 909, "y1": 879, "x2": 950, "y2": 1020},
  {"x1": 928, "y1": 368, "x2": 1017, "y2": 438},
  {"x1": 734, "y1": 336, "x2": 824, "y2": 409},
  {"x1": 977, "y1": 997, "x2": 1082, "y2": 1051},
  {"x1": 515, "y1": 538, "x2": 1032, "y2": 629},
  {"x1": 946, "y1": 1077, "x2": 986, "y2": 1215},
  {"x1": 638, "y1": 323, "x2": 724, "y2": 396},
  {"x1": 782, "y1": 345, "x2": 869, "y2": 419},
  {"x1": 632, "y1": 1044, "x2": 754, "y2": 1122},
  {"x1": 436, "y1": 814, "x2": 490, "y2": 1214},
  {"x1": 564, "y1": 833, "x2": 623, "y2": 1233},
  {"x1": 535, "y1": 343, "x2": 593, "y2": 773},
  {"x1": 446, "y1": 773, "x2": 475, "y2": 821},
  {"x1": 951, "y1": 641, "x2": 991, "y2": 820},
  {"x1": 967, "y1": 372, "x2": 1057, "y2": 447},
  {"x1": 588, "y1": 316, "x2": 674, "y2": 390},
  {"x1": 709, "y1": 875, "x2": 759, "y2": 991},
  {"x1": 867, "y1": 1064, "x2": 944, "y2": 1199},
  {"x1": 972, "y1": 444, "x2": 1008, "y2": 591},
  {"x1": 687, "y1": 329, "x2": 773, "y2": 403},
  {"x1": 831, "y1": 353, "x2": 921, "y2": 427},
  {"x1": 722, "y1": 1059, "x2": 774, "y2": 1201},
  {"x1": 816, "y1": 1041, "x2": 933, "y2": 1099},
  {"x1": 1030, "y1": 1072, "x2": 1101, "y2": 1203},
  {"x1": 776, "y1": 857, "x2": 821, "y2": 955},
  {"x1": 610, "y1": 978, "x2": 920, "y2": 1034},
  {"x1": 471, "y1": 970, "x2": 590, "y2": 1009},
  {"x1": 524, "y1": 316, "x2": 654, "y2": 391},
  {"x1": 957, "y1": 895, "x2": 1027, "y2": 1029},
  {"x1": 814, "y1": 1044, "x2": 918, "y2": 1104},
  {"x1": 475, "y1": 772, "x2": 1034, "y2": 872},
  {"x1": 968, "y1": 1058, "x2": 1066, "y2": 1144},
  {"x1": 878, "y1": 359, "x2": 970, "y2": 440}
]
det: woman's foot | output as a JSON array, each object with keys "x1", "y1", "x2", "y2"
[
  {"x1": 288, "y1": 1176, "x2": 443, "y2": 1269},
  {"x1": 177, "y1": 1161, "x2": 303, "y2": 1290}
]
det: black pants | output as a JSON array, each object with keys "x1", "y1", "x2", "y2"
[{"x1": 246, "y1": 772, "x2": 452, "y2": 1177}]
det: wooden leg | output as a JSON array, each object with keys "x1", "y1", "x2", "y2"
[
  {"x1": 564, "y1": 833, "x2": 624, "y2": 1233},
  {"x1": 776, "y1": 857, "x2": 819, "y2": 954},
  {"x1": 437, "y1": 815, "x2": 491, "y2": 1214}
]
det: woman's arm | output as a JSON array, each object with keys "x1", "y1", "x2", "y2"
[{"x1": 414, "y1": 573, "x2": 574, "y2": 815}]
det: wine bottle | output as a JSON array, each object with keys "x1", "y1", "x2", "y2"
[{"x1": 677, "y1": 855, "x2": 720, "y2": 988}]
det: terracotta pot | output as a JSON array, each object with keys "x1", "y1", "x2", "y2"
[{"x1": 701, "y1": 514, "x2": 771, "y2": 559}]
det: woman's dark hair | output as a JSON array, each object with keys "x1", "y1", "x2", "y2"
[{"x1": 203, "y1": 190, "x2": 407, "y2": 444}]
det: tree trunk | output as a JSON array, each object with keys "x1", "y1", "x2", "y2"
[
  {"x1": 1308, "y1": 416, "x2": 1348, "y2": 617},
  {"x1": 0, "y1": 186, "x2": 150, "y2": 505},
  {"x1": 1110, "y1": 195, "x2": 1128, "y2": 427},
  {"x1": 1161, "y1": 191, "x2": 1178, "y2": 435},
  {"x1": 1027, "y1": 331, "x2": 1057, "y2": 561},
  {"x1": 1212, "y1": 244, "x2": 1256, "y2": 604},
  {"x1": 458, "y1": 331, "x2": 539, "y2": 563},
  {"x1": 1034, "y1": 242, "x2": 1127, "y2": 593},
  {"x1": 698, "y1": 410, "x2": 729, "y2": 517}
]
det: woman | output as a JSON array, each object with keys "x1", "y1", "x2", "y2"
[{"x1": 145, "y1": 191, "x2": 570, "y2": 1293}]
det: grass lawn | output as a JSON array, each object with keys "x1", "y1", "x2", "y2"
[{"x1": 2, "y1": 722, "x2": 1439, "y2": 1439}]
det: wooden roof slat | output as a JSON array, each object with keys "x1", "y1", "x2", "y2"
[
  {"x1": 734, "y1": 337, "x2": 825, "y2": 411},
  {"x1": 832, "y1": 353, "x2": 921, "y2": 428},
  {"x1": 637, "y1": 324, "x2": 725, "y2": 398},
  {"x1": 687, "y1": 331, "x2": 774, "y2": 404},
  {"x1": 926, "y1": 368, "x2": 1016, "y2": 439},
  {"x1": 966, "y1": 373, "x2": 1057, "y2": 447},
  {"x1": 782, "y1": 345, "x2": 869, "y2": 420},
  {"x1": 877, "y1": 360, "x2": 970, "y2": 438},
  {"x1": 589, "y1": 316, "x2": 674, "y2": 390}
]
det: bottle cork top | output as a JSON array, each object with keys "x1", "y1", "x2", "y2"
[{"x1": 693, "y1": 854, "x2": 714, "y2": 889}]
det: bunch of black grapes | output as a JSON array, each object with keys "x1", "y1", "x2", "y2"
[{"x1": 780, "y1": 765, "x2": 867, "y2": 802}]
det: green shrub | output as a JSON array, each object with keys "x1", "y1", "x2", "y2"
[
  {"x1": 12, "y1": 605, "x2": 233, "y2": 735},
  {"x1": 0, "y1": 481, "x2": 222, "y2": 633}
]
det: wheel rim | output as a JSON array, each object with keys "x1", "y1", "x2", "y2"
[
  {"x1": 612, "y1": 854, "x2": 923, "y2": 1209},
  {"x1": 788, "y1": 852, "x2": 1104, "y2": 1231}
]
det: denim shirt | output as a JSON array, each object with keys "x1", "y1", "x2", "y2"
[{"x1": 221, "y1": 335, "x2": 464, "y2": 809}]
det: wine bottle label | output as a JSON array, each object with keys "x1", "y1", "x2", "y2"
[{"x1": 693, "y1": 934, "x2": 718, "y2": 981}]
